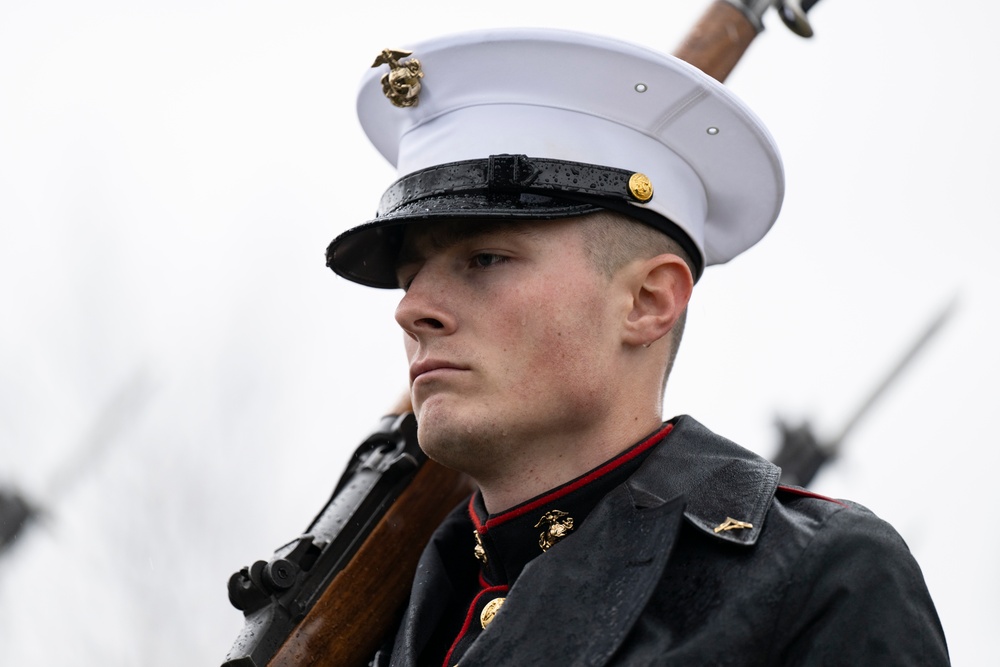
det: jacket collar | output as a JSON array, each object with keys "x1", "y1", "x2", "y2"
[{"x1": 468, "y1": 423, "x2": 670, "y2": 586}]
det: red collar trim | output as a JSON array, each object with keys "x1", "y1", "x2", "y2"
[{"x1": 470, "y1": 423, "x2": 674, "y2": 533}]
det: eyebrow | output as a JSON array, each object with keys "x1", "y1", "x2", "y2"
[{"x1": 395, "y1": 220, "x2": 542, "y2": 268}]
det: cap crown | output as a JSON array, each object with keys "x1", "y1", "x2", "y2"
[{"x1": 329, "y1": 28, "x2": 784, "y2": 288}]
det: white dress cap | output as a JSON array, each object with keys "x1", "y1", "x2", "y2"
[{"x1": 327, "y1": 27, "x2": 784, "y2": 288}]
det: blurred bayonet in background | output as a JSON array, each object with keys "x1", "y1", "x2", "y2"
[
  {"x1": 773, "y1": 296, "x2": 958, "y2": 487},
  {"x1": 0, "y1": 369, "x2": 154, "y2": 558}
]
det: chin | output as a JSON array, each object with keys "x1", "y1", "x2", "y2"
[
  {"x1": 415, "y1": 410, "x2": 467, "y2": 458},
  {"x1": 415, "y1": 403, "x2": 502, "y2": 476}
]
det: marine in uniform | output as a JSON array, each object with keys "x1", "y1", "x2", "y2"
[{"x1": 326, "y1": 29, "x2": 949, "y2": 666}]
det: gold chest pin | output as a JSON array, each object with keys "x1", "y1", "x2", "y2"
[
  {"x1": 713, "y1": 517, "x2": 754, "y2": 533},
  {"x1": 534, "y1": 510, "x2": 575, "y2": 552},
  {"x1": 371, "y1": 48, "x2": 424, "y2": 108}
]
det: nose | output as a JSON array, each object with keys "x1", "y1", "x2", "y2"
[{"x1": 394, "y1": 267, "x2": 457, "y2": 340}]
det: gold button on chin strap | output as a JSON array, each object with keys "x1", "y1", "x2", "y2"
[{"x1": 628, "y1": 172, "x2": 654, "y2": 202}]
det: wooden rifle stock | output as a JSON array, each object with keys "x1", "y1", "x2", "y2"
[
  {"x1": 269, "y1": 457, "x2": 472, "y2": 666},
  {"x1": 223, "y1": 398, "x2": 474, "y2": 667},
  {"x1": 674, "y1": 1, "x2": 761, "y2": 82}
]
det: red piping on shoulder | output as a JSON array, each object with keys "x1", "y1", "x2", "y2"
[{"x1": 777, "y1": 484, "x2": 847, "y2": 507}]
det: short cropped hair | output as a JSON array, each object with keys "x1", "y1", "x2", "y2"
[{"x1": 578, "y1": 210, "x2": 694, "y2": 383}]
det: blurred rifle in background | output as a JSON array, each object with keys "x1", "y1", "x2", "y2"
[
  {"x1": 0, "y1": 369, "x2": 153, "y2": 559},
  {"x1": 0, "y1": 489, "x2": 35, "y2": 553},
  {"x1": 774, "y1": 297, "x2": 957, "y2": 486}
]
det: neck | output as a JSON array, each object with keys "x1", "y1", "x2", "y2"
[{"x1": 474, "y1": 412, "x2": 663, "y2": 514}]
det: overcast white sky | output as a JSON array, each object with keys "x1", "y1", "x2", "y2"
[{"x1": 1, "y1": 1, "x2": 997, "y2": 664}]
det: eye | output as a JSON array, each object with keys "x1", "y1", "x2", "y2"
[
  {"x1": 396, "y1": 268, "x2": 417, "y2": 291},
  {"x1": 470, "y1": 253, "x2": 510, "y2": 269}
]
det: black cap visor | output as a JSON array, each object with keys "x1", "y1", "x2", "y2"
[{"x1": 326, "y1": 155, "x2": 703, "y2": 288}]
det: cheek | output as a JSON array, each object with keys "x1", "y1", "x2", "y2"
[{"x1": 506, "y1": 281, "x2": 611, "y2": 378}]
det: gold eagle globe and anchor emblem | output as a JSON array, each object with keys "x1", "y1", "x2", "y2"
[
  {"x1": 372, "y1": 48, "x2": 424, "y2": 108},
  {"x1": 534, "y1": 510, "x2": 575, "y2": 552},
  {"x1": 473, "y1": 529, "x2": 488, "y2": 565}
]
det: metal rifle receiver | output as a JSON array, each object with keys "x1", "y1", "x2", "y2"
[
  {"x1": 720, "y1": 0, "x2": 823, "y2": 37},
  {"x1": 776, "y1": 0, "x2": 821, "y2": 37},
  {"x1": 223, "y1": 413, "x2": 423, "y2": 666}
]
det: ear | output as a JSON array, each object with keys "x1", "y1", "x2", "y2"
[{"x1": 621, "y1": 253, "x2": 694, "y2": 348}]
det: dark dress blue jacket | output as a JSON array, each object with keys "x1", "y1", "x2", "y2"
[{"x1": 379, "y1": 416, "x2": 949, "y2": 666}]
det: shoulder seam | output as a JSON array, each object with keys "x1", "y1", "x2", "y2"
[{"x1": 776, "y1": 484, "x2": 847, "y2": 507}]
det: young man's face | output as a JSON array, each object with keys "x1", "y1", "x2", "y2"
[{"x1": 393, "y1": 218, "x2": 630, "y2": 477}]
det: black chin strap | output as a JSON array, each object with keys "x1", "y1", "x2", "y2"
[{"x1": 378, "y1": 155, "x2": 647, "y2": 217}]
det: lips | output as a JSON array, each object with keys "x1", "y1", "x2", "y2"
[{"x1": 409, "y1": 358, "x2": 468, "y2": 385}]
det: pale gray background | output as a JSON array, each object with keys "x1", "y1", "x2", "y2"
[{"x1": 1, "y1": 0, "x2": 995, "y2": 664}]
